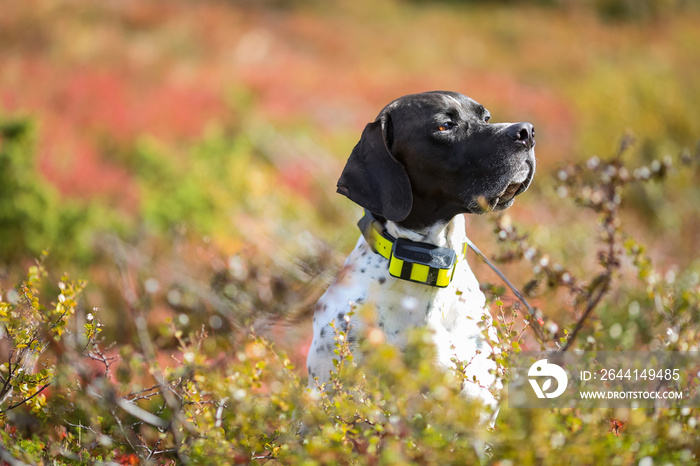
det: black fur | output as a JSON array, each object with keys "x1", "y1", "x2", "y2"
[{"x1": 337, "y1": 91, "x2": 535, "y2": 230}]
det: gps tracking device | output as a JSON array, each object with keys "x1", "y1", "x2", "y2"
[{"x1": 358, "y1": 210, "x2": 458, "y2": 288}]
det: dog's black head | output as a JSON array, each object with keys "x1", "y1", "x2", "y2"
[{"x1": 337, "y1": 91, "x2": 536, "y2": 230}]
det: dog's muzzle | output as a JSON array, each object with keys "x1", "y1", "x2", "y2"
[
  {"x1": 497, "y1": 181, "x2": 524, "y2": 206},
  {"x1": 506, "y1": 122, "x2": 536, "y2": 151}
]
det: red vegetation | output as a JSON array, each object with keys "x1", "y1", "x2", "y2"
[{"x1": 0, "y1": 0, "x2": 576, "y2": 207}]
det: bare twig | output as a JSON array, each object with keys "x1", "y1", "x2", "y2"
[
  {"x1": 115, "y1": 397, "x2": 169, "y2": 429},
  {"x1": 1, "y1": 381, "x2": 51, "y2": 413},
  {"x1": 559, "y1": 166, "x2": 620, "y2": 352},
  {"x1": 559, "y1": 277, "x2": 611, "y2": 352},
  {"x1": 0, "y1": 446, "x2": 29, "y2": 466},
  {"x1": 106, "y1": 234, "x2": 194, "y2": 463},
  {"x1": 465, "y1": 237, "x2": 546, "y2": 343}
]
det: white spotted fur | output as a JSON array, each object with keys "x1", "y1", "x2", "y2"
[{"x1": 306, "y1": 213, "x2": 499, "y2": 408}]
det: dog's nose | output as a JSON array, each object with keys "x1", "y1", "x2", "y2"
[{"x1": 506, "y1": 122, "x2": 535, "y2": 150}]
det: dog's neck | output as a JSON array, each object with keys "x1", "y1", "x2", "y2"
[{"x1": 384, "y1": 214, "x2": 466, "y2": 250}]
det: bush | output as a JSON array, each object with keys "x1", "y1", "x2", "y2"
[
  {"x1": 1, "y1": 135, "x2": 699, "y2": 464},
  {"x1": 0, "y1": 117, "x2": 102, "y2": 267},
  {"x1": 404, "y1": 0, "x2": 698, "y2": 22}
]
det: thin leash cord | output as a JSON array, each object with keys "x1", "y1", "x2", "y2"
[{"x1": 464, "y1": 237, "x2": 546, "y2": 343}]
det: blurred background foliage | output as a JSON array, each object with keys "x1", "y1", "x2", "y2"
[
  {"x1": 1, "y1": 0, "x2": 700, "y2": 462},
  {"x1": 2, "y1": 0, "x2": 698, "y2": 343}
]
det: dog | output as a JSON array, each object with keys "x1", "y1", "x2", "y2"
[{"x1": 306, "y1": 90, "x2": 535, "y2": 408}]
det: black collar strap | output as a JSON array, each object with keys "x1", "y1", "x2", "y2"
[{"x1": 358, "y1": 210, "x2": 461, "y2": 288}]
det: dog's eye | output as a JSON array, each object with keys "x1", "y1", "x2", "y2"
[
  {"x1": 484, "y1": 115, "x2": 491, "y2": 123},
  {"x1": 437, "y1": 122, "x2": 456, "y2": 132}
]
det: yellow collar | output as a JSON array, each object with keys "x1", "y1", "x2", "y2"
[{"x1": 357, "y1": 210, "x2": 462, "y2": 288}]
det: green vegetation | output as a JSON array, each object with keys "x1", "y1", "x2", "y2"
[
  {"x1": 0, "y1": 119, "x2": 92, "y2": 264},
  {"x1": 1, "y1": 0, "x2": 699, "y2": 463}
]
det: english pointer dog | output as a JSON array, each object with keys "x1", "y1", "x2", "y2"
[{"x1": 306, "y1": 91, "x2": 536, "y2": 409}]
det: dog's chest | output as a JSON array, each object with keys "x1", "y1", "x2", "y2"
[
  {"x1": 308, "y1": 231, "x2": 499, "y2": 404},
  {"x1": 314, "y1": 236, "x2": 490, "y2": 360}
]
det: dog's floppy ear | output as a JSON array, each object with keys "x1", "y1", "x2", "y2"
[{"x1": 336, "y1": 114, "x2": 412, "y2": 222}]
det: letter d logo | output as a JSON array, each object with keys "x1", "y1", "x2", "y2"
[{"x1": 528, "y1": 359, "x2": 568, "y2": 399}]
